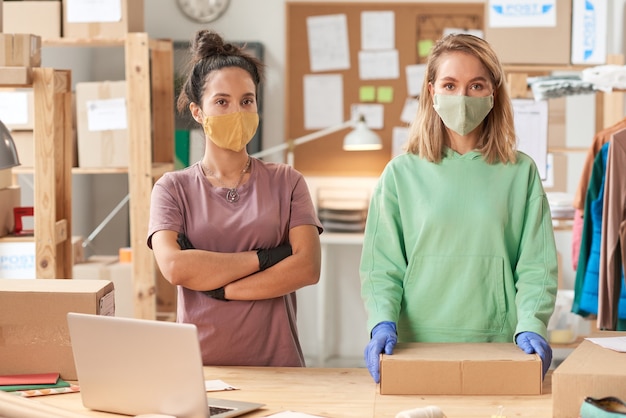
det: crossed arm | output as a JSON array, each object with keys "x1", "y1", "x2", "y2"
[{"x1": 150, "y1": 224, "x2": 321, "y2": 301}]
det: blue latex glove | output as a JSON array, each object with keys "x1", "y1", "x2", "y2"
[
  {"x1": 364, "y1": 321, "x2": 397, "y2": 383},
  {"x1": 516, "y1": 331, "x2": 552, "y2": 379}
]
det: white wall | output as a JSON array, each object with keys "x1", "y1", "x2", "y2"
[{"x1": 32, "y1": 0, "x2": 626, "y2": 365}]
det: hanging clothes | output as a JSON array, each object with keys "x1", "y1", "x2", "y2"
[
  {"x1": 572, "y1": 117, "x2": 626, "y2": 270},
  {"x1": 598, "y1": 128, "x2": 626, "y2": 330},
  {"x1": 572, "y1": 143, "x2": 626, "y2": 328}
]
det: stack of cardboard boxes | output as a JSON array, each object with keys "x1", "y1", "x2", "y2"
[{"x1": 3, "y1": 0, "x2": 144, "y2": 170}]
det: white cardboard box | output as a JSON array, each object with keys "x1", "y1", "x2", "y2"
[
  {"x1": 0, "y1": 238, "x2": 35, "y2": 279},
  {"x1": 75, "y1": 81, "x2": 128, "y2": 168},
  {"x1": 571, "y1": 0, "x2": 607, "y2": 65}
]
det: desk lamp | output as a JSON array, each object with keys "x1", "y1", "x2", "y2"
[
  {"x1": 250, "y1": 115, "x2": 382, "y2": 165},
  {"x1": 0, "y1": 120, "x2": 20, "y2": 170}
]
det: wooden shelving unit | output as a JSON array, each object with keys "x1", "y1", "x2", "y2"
[
  {"x1": 13, "y1": 34, "x2": 175, "y2": 319},
  {"x1": 0, "y1": 68, "x2": 73, "y2": 279}
]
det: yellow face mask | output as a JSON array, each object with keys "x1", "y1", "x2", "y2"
[{"x1": 201, "y1": 111, "x2": 259, "y2": 152}]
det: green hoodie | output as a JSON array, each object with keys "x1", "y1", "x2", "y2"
[{"x1": 360, "y1": 149, "x2": 558, "y2": 343}]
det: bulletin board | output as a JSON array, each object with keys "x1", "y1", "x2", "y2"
[{"x1": 286, "y1": 1, "x2": 484, "y2": 176}]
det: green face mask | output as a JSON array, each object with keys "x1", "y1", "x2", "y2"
[{"x1": 433, "y1": 94, "x2": 494, "y2": 136}]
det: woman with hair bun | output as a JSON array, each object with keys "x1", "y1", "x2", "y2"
[{"x1": 148, "y1": 29, "x2": 323, "y2": 367}]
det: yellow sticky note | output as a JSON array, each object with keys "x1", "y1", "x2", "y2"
[
  {"x1": 359, "y1": 86, "x2": 376, "y2": 102},
  {"x1": 376, "y1": 86, "x2": 393, "y2": 103},
  {"x1": 418, "y1": 39, "x2": 434, "y2": 58}
]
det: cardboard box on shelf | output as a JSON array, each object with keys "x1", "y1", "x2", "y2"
[
  {"x1": 0, "y1": 185, "x2": 20, "y2": 237},
  {"x1": 380, "y1": 342, "x2": 542, "y2": 395},
  {"x1": 72, "y1": 255, "x2": 117, "y2": 281},
  {"x1": 9, "y1": 130, "x2": 34, "y2": 167},
  {"x1": 0, "y1": 278, "x2": 115, "y2": 380},
  {"x1": 484, "y1": 0, "x2": 572, "y2": 65},
  {"x1": 553, "y1": 334, "x2": 626, "y2": 418},
  {"x1": 0, "y1": 33, "x2": 42, "y2": 68},
  {"x1": 107, "y1": 261, "x2": 134, "y2": 318},
  {"x1": 0, "y1": 167, "x2": 12, "y2": 189},
  {"x1": 571, "y1": 0, "x2": 607, "y2": 65},
  {"x1": 71, "y1": 236, "x2": 85, "y2": 265},
  {"x1": 62, "y1": 0, "x2": 144, "y2": 39},
  {"x1": 3, "y1": 1, "x2": 62, "y2": 39},
  {"x1": 0, "y1": 66, "x2": 33, "y2": 85},
  {"x1": 75, "y1": 80, "x2": 128, "y2": 168}
]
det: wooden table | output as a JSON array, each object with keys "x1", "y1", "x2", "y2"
[{"x1": 0, "y1": 367, "x2": 553, "y2": 418}]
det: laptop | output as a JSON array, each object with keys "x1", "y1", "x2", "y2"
[{"x1": 67, "y1": 312, "x2": 264, "y2": 418}]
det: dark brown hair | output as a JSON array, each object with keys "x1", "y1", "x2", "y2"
[{"x1": 176, "y1": 29, "x2": 265, "y2": 113}]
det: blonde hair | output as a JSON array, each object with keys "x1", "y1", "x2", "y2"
[{"x1": 406, "y1": 34, "x2": 517, "y2": 164}]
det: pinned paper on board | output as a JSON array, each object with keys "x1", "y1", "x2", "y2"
[
  {"x1": 405, "y1": 64, "x2": 426, "y2": 97},
  {"x1": 358, "y1": 50, "x2": 399, "y2": 80},
  {"x1": 417, "y1": 39, "x2": 434, "y2": 58},
  {"x1": 350, "y1": 103, "x2": 384, "y2": 130},
  {"x1": 361, "y1": 11, "x2": 395, "y2": 50},
  {"x1": 376, "y1": 86, "x2": 394, "y2": 103},
  {"x1": 306, "y1": 14, "x2": 350, "y2": 72},
  {"x1": 359, "y1": 86, "x2": 376, "y2": 102},
  {"x1": 303, "y1": 74, "x2": 344, "y2": 130}
]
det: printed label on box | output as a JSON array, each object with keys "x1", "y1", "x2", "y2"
[
  {"x1": 571, "y1": 0, "x2": 607, "y2": 65},
  {"x1": 87, "y1": 98, "x2": 128, "y2": 131},
  {"x1": 66, "y1": 0, "x2": 122, "y2": 23},
  {"x1": 488, "y1": 0, "x2": 557, "y2": 28},
  {"x1": 0, "y1": 242, "x2": 36, "y2": 279}
]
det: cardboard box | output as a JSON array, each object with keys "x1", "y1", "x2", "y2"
[
  {"x1": 0, "y1": 89, "x2": 34, "y2": 130},
  {"x1": 553, "y1": 335, "x2": 626, "y2": 418},
  {"x1": 107, "y1": 261, "x2": 134, "y2": 318},
  {"x1": 0, "y1": 168, "x2": 12, "y2": 189},
  {"x1": 0, "y1": 278, "x2": 115, "y2": 380},
  {"x1": 75, "y1": 80, "x2": 128, "y2": 168},
  {"x1": 0, "y1": 34, "x2": 42, "y2": 67},
  {"x1": 0, "y1": 237, "x2": 35, "y2": 279},
  {"x1": 0, "y1": 186, "x2": 20, "y2": 237},
  {"x1": 72, "y1": 255, "x2": 117, "y2": 280},
  {"x1": 0, "y1": 66, "x2": 33, "y2": 85},
  {"x1": 571, "y1": 0, "x2": 607, "y2": 65},
  {"x1": 74, "y1": 256, "x2": 133, "y2": 318},
  {"x1": 379, "y1": 342, "x2": 542, "y2": 395},
  {"x1": 63, "y1": 0, "x2": 144, "y2": 39},
  {"x1": 9, "y1": 130, "x2": 34, "y2": 167},
  {"x1": 484, "y1": 0, "x2": 572, "y2": 65},
  {"x1": 3, "y1": 1, "x2": 62, "y2": 39}
]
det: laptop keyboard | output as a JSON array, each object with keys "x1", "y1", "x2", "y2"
[{"x1": 209, "y1": 405, "x2": 236, "y2": 415}]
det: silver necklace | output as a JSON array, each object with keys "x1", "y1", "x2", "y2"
[{"x1": 202, "y1": 157, "x2": 251, "y2": 203}]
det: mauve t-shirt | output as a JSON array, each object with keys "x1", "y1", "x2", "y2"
[{"x1": 147, "y1": 158, "x2": 322, "y2": 366}]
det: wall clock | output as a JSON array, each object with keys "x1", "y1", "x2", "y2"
[{"x1": 176, "y1": 0, "x2": 231, "y2": 23}]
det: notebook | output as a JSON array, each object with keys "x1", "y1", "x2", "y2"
[{"x1": 67, "y1": 312, "x2": 264, "y2": 418}]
